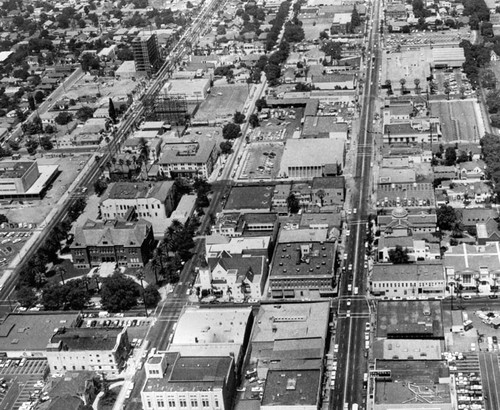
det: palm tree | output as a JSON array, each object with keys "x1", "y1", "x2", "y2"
[
  {"x1": 118, "y1": 158, "x2": 124, "y2": 171},
  {"x1": 135, "y1": 268, "x2": 148, "y2": 317},
  {"x1": 399, "y1": 78, "x2": 406, "y2": 95},
  {"x1": 34, "y1": 270, "x2": 47, "y2": 288},
  {"x1": 459, "y1": 85, "x2": 466, "y2": 99},
  {"x1": 150, "y1": 257, "x2": 160, "y2": 285},
  {"x1": 56, "y1": 265, "x2": 66, "y2": 285},
  {"x1": 316, "y1": 189, "x2": 326, "y2": 206},
  {"x1": 414, "y1": 78, "x2": 420, "y2": 94},
  {"x1": 92, "y1": 271, "x2": 101, "y2": 291},
  {"x1": 125, "y1": 159, "x2": 131, "y2": 171},
  {"x1": 82, "y1": 274, "x2": 91, "y2": 293},
  {"x1": 138, "y1": 137, "x2": 149, "y2": 162}
]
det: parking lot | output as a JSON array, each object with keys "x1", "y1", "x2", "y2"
[
  {"x1": 0, "y1": 358, "x2": 48, "y2": 410},
  {"x1": 239, "y1": 143, "x2": 284, "y2": 180}
]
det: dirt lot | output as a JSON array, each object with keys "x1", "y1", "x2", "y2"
[
  {"x1": 2, "y1": 153, "x2": 91, "y2": 225},
  {"x1": 195, "y1": 85, "x2": 249, "y2": 122}
]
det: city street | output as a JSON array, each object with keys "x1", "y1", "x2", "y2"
[{"x1": 331, "y1": 0, "x2": 383, "y2": 407}]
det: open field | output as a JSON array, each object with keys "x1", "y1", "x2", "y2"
[
  {"x1": 429, "y1": 100, "x2": 483, "y2": 143},
  {"x1": 195, "y1": 85, "x2": 249, "y2": 122}
]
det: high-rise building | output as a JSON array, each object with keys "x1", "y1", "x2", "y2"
[{"x1": 132, "y1": 34, "x2": 161, "y2": 76}]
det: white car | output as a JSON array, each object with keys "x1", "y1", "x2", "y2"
[
  {"x1": 353, "y1": 208, "x2": 357, "y2": 214},
  {"x1": 346, "y1": 299, "x2": 351, "y2": 306},
  {"x1": 345, "y1": 229, "x2": 350, "y2": 237}
]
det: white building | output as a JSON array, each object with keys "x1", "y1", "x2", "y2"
[
  {"x1": 141, "y1": 353, "x2": 235, "y2": 410},
  {"x1": 370, "y1": 262, "x2": 446, "y2": 299},
  {"x1": 46, "y1": 327, "x2": 130, "y2": 375},
  {"x1": 99, "y1": 181, "x2": 175, "y2": 238}
]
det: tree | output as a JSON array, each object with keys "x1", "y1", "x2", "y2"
[
  {"x1": 108, "y1": 98, "x2": 116, "y2": 123},
  {"x1": 255, "y1": 98, "x2": 267, "y2": 112},
  {"x1": 143, "y1": 284, "x2": 161, "y2": 308},
  {"x1": 16, "y1": 286, "x2": 37, "y2": 308},
  {"x1": 287, "y1": 193, "x2": 300, "y2": 214},
  {"x1": 56, "y1": 265, "x2": 66, "y2": 285},
  {"x1": 233, "y1": 111, "x2": 245, "y2": 124},
  {"x1": 351, "y1": 5, "x2": 361, "y2": 27},
  {"x1": 222, "y1": 123, "x2": 241, "y2": 139},
  {"x1": 414, "y1": 78, "x2": 421, "y2": 94},
  {"x1": 388, "y1": 245, "x2": 409, "y2": 264},
  {"x1": 283, "y1": 22, "x2": 305, "y2": 42},
  {"x1": 399, "y1": 78, "x2": 406, "y2": 95},
  {"x1": 437, "y1": 204, "x2": 459, "y2": 231},
  {"x1": 68, "y1": 197, "x2": 87, "y2": 221},
  {"x1": 444, "y1": 146, "x2": 457, "y2": 166},
  {"x1": 40, "y1": 136, "x2": 53, "y2": 151},
  {"x1": 220, "y1": 140, "x2": 232, "y2": 154},
  {"x1": 54, "y1": 111, "x2": 73, "y2": 126},
  {"x1": 34, "y1": 90, "x2": 45, "y2": 104},
  {"x1": 25, "y1": 139, "x2": 39, "y2": 155},
  {"x1": 64, "y1": 279, "x2": 91, "y2": 310},
  {"x1": 93, "y1": 179, "x2": 108, "y2": 196},
  {"x1": 100, "y1": 273, "x2": 140, "y2": 312},
  {"x1": 41, "y1": 283, "x2": 67, "y2": 310},
  {"x1": 321, "y1": 41, "x2": 342, "y2": 63},
  {"x1": 249, "y1": 113, "x2": 259, "y2": 128},
  {"x1": 76, "y1": 106, "x2": 95, "y2": 122}
]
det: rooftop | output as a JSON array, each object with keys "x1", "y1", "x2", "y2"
[
  {"x1": 302, "y1": 117, "x2": 348, "y2": 137},
  {"x1": 50, "y1": 328, "x2": 123, "y2": 351},
  {"x1": 159, "y1": 140, "x2": 217, "y2": 165},
  {"x1": 261, "y1": 369, "x2": 321, "y2": 407},
  {"x1": 371, "y1": 261, "x2": 445, "y2": 283},
  {"x1": 169, "y1": 306, "x2": 251, "y2": 346},
  {"x1": 271, "y1": 241, "x2": 335, "y2": 279},
  {"x1": 0, "y1": 313, "x2": 80, "y2": 352},
  {"x1": 101, "y1": 181, "x2": 174, "y2": 202},
  {"x1": 444, "y1": 242, "x2": 500, "y2": 273},
  {"x1": 0, "y1": 161, "x2": 35, "y2": 179},
  {"x1": 277, "y1": 228, "x2": 329, "y2": 243},
  {"x1": 143, "y1": 355, "x2": 233, "y2": 393},
  {"x1": 252, "y1": 302, "x2": 330, "y2": 343},
  {"x1": 312, "y1": 176, "x2": 345, "y2": 190},
  {"x1": 376, "y1": 300, "x2": 444, "y2": 339},
  {"x1": 280, "y1": 138, "x2": 345, "y2": 172},
  {"x1": 372, "y1": 339, "x2": 443, "y2": 360},
  {"x1": 72, "y1": 219, "x2": 152, "y2": 248}
]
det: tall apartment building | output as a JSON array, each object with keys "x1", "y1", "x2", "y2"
[{"x1": 132, "y1": 34, "x2": 162, "y2": 76}]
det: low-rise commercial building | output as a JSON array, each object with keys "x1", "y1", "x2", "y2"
[
  {"x1": 370, "y1": 262, "x2": 446, "y2": 299},
  {"x1": 167, "y1": 306, "x2": 253, "y2": 372},
  {"x1": 279, "y1": 138, "x2": 345, "y2": 179},
  {"x1": 46, "y1": 327, "x2": 130, "y2": 375},
  {"x1": 142, "y1": 353, "x2": 235, "y2": 410},
  {"x1": 0, "y1": 160, "x2": 59, "y2": 199},
  {"x1": 158, "y1": 140, "x2": 218, "y2": 179}
]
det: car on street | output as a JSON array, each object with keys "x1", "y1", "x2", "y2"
[
  {"x1": 348, "y1": 264, "x2": 352, "y2": 270},
  {"x1": 346, "y1": 299, "x2": 351, "y2": 306},
  {"x1": 462, "y1": 295, "x2": 472, "y2": 300}
]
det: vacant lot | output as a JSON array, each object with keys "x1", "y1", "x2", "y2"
[
  {"x1": 239, "y1": 143, "x2": 284, "y2": 180},
  {"x1": 195, "y1": 85, "x2": 249, "y2": 122},
  {"x1": 429, "y1": 100, "x2": 483, "y2": 144}
]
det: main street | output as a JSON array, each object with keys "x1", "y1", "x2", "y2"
[{"x1": 331, "y1": 0, "x2": 383, "y2": 407}]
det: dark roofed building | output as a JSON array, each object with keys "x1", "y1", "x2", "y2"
[
  {"x1": 46, "y1": 327, "x2": 130, "y2": 375},
  {"x1": 70, "y1": 218, "x2": 155, "y2": 269},
  {"x1": 261, "y1": 369, "x2": 321, "y2": 410}
]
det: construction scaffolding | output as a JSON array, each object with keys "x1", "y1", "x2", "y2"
[{"x1": 143, "y1": 92, "x2": 188, "y2": 125}]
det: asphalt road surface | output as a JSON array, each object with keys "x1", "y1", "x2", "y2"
[{"x1": 331, "y1": 0, "x2": 383, "y2": 408}]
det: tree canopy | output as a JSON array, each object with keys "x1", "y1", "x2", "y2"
[
  {"x1": 100, "y1": 273, "x2": 141, "y2": 312},
  {"x1": 437, "y1": 204, "x2": 459, "y2": 231}
]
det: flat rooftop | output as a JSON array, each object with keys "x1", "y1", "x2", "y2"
[
  {"x1": 372, "y1": 339, "x2": 444, "y2": 360},
  {"x1": 170, "y1": 306, "x2": 251, "y2": 345},
  {"x1": 0, "y1": 161, "x2": 34, "y2": 179},
  {"x1": 271, "y1": 241, "x2": 335, "y2": 278},
  {"x1": 252, "y1": 302, "x2": 329, "y2": 343},
  {"x1": 0, "y1": 313, "x2": 80, "y2": 352},
  {"x1": 376, "y1": 300, "x2": 444, "y2": 339},
  {"x1": 261, "y1": 369, "x2": 321, "y2": 407},
  {"x1": 143, "y1": 355, "x2": 232, "y2": 393},
  {"x1": 371, "y1": 261, "x2": 444, "y2": 283},
  {"x1": 50, "y1": 327, "x2": 123, "y2": 351},
  {"x1": 224, "y1": 185, "x2": 274, "y2": 211}
]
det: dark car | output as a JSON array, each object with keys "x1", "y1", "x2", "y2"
[{"x1": 488, "y1": 295, "x2": 498, "y2": 299}]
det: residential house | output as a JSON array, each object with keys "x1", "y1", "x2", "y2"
[
  {"x1": 457, "y1": 160, "x2": 486, "y2": 181},
  {"x1": 477, "y1": 218, "x2": 500, "y2": 245}
]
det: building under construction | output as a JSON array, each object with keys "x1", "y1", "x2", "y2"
[{"x1": 143, "y1": 92, "x2": 188, "y2": 125}]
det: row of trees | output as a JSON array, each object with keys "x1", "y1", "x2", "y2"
[{"x1": 265, "y1": 0, "x2": 291, "y2": 51}]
